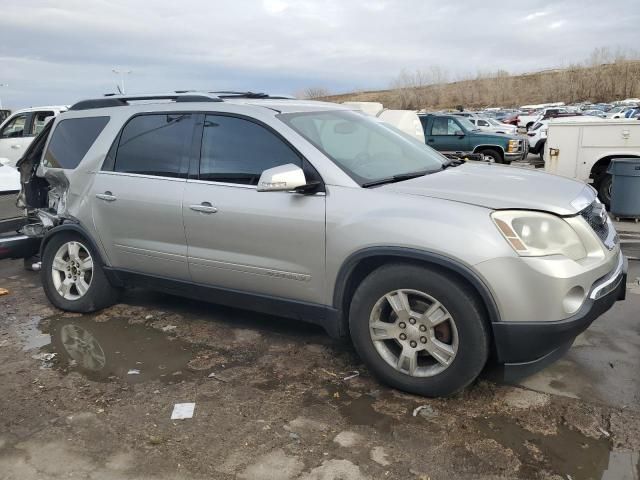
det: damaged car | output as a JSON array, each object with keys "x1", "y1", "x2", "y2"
[{"x1": 3, "y1": 92, "x2": 628, "y2": 397}]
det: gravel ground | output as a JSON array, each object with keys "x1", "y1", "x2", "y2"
[{"x1": 1, "y1": 257, "x2": 639, "y2": 480}]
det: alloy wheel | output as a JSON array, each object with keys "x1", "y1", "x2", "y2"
[
  {"x1": 369, "y1": 289, "x2": 459, "y2": 377},
  {"x1": 51, "y1": 241, "x2": 94, "y2": 301}
]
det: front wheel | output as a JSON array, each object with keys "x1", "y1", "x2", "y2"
[
  {"x1": 479, "y1": 148, "x2": 503, "y2": 164},
  {"x1": 349, "y1": 264, "x2": 490, "y2": 397},
  {"x1": 42, "y1": 233, "x2": 119, "y2": 312}
]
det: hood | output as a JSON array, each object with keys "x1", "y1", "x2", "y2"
[
  {"x1": 471, "y1": 130, "x2": 518, "y2": 140},
  {"x1": 0, "y1": 164, "x2": 20, "y2": 193},
  {"x1": 380, "y1": 163, "x2": 594, "y2": 215}
]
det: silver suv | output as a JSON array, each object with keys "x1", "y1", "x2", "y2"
[{"x1": 13, "y1": 92, "x2": 627, "y2": 397}]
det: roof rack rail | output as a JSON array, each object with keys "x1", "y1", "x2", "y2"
[
  {"x1": 208, "y1": 91, "x2": 296, "y2": 100},
  {"x1": 69, "y1": 93, "x2": 222, "y2": 111}
]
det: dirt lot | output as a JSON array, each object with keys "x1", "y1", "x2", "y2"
[{"x1": 0, "y1": 255, "x2": 639, "y2": 480}]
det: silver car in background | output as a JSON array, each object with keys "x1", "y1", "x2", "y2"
[{"x1": 11, "y1": 92, "x2": 627, "y2": 397}]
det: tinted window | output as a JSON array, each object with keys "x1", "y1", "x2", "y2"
[
  {"x1": 114, "y1": 114, "x2": 194, "y2": 177},
  {"x1": 43, "y1": 116, "x2": 109, "y2": 169},
  {"x1": 199, "y1": 115, "x2": 301, "y2": 185},
  {"x1": 0, "y1": 114, "x2": 28, "y2": 138}
]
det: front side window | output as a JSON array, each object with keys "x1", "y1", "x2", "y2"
[
  {"x1": 114, "y1": 114, "x2": 194, "y2": 177},
  {"x1": 279, "y1": 110, "x2": 444, "y2": 185},
  {"x1": 199, "y1": 115, "x2": 301, "y2": 185},
  {"x1": 43, "y1": 116, "x2": 109, "y2": 169},
  {"x1": 0, "y1": 114, "x2": 28, "y2": 138}
]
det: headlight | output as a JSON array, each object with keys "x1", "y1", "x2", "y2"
[
  {"x1": 507, "y1": 139, "x2": 519, "y2": 153},
  {"x1": 492, "y1": 211, "x2": 587, "y2": 260}
]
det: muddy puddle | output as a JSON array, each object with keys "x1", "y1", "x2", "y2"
[
  {"x1": 23, "y1": 314, "x2": 205, "y2": 383},
  {"x1": 15, "y1": 312, "x2": 640, "y2": 479},
  {"x1": 306, "y1": 384, "x2": 638, "y2": 479},
  {"x1": 475, "y1": 415, "x2": 618, "y2": 480}
]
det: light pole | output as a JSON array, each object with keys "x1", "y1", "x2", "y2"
[
  {"x1": 0, "y1": 84, "x2": 7, "y2": 109},
  {"x1": 112, "y1": 69, "x2": 132, "y2": 94}
]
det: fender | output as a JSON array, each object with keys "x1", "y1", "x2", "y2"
[
  {"x1": 472, "y1": 144, "x2": 505, "y2": 155},
  {"x1": 39, "y1": 221, "x2": 112, "y2": 275},
  {"x1": 333, "y1": 247, "x2": 502, "y2": 333}
]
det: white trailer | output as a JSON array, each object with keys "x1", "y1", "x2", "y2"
[{"x1": 545, "y1": 118, "x2": 640, "y2": 206}]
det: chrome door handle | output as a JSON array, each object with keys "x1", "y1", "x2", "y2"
[
  {"x1": 10, "y1": 144, "x2": 20, "y2": 149},
  {"x1": 189, "y1": 202, "x2": 217, "y2": 214},
  {"x1": 96, "y1": 191, "x2": 117, "y2": 202}
]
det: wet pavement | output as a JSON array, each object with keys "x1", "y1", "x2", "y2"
[{"x1": 1, "y1": 256, "x2": 639, "y2": 479}]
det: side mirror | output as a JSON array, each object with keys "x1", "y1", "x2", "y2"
[
  {"x1": 257, "y1": 163, "x2": 307, "y2": 192},
  {"x1": 0, "y1": 157, "x2": 9, "y2": 167},
  {"x1": 455, "y1": 130, "x2": 465, "y2": 137}
]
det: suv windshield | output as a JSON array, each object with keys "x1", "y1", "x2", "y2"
[{"x1": 279, "y1": 110, "x2": 445, "y2": 185}]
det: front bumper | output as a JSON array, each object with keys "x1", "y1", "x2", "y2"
[
  {"x1": 504, "y1": 140, "x2": 529, "y2": 162},
  {"x1": 492, "y1": 255, "x2": 627, "y2": 380}
]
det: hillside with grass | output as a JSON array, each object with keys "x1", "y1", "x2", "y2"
[{"x1": 312, "y1": 49, "x2": 640, "y2": 110}]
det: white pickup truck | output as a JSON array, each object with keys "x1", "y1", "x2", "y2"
[
  {"x1": 545, "y1": 118, "x2": 640, "y2": 206},
  {"x1": 0, "y1": 157, "x2": 22, "y2": 233},
  {"x1": 517, "y1": 107, "x2": 568, "y2": 130},
  {"x1": 0, "y1": 106, "x2": 67, "y2": 167}
]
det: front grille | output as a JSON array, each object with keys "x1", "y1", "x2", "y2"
[{"x1": 579, "y1": 201, "x2": 616, "y2": 248}]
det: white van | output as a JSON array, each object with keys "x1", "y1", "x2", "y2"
[{"x1": 545, "y1": 118, "x2": 640, "y2": 206}]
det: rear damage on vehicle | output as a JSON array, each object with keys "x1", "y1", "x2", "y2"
[{"x1": 0, "y1": 122, "x2": 68, "y2": 260}]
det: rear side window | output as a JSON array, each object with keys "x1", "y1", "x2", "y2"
[
  {"x1": 43, "y1": 116, "x2": 109, "y2": 169},
  {"x1": 199, "y1": 115, "x2": 301, "y2": 185},
  {"x1": 114, "y1": 114, "x2": 194, "y2": 178}
]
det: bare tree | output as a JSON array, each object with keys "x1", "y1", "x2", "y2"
[{"x1": 302, "y1": 87, "x2": 331, "y2": 99}]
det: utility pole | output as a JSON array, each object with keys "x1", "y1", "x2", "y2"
[
  {"x1": 112, "y1": 69, "x2": 132, "y2": 94},
  {"x1": 0, "y1": 84, "x2": 7, "y2": 109}
]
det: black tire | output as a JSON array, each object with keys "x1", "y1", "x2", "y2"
[
  {"x1": 480, "y1": 148, "x2": 504, "y2": 164},
  {"x1": 597, "y1": 174, "x2": 612, "y2": 209},
  {"x1": 41, "y1": 232, "x2": 119, "y2": 312},
  {"x1": 348, "y1": 264, "x2": 490, "y2": 397}
]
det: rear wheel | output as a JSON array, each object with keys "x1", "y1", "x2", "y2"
[
  {"x1": 597, "y1": 174, "x2": 612, "y2": 208},
  {"x1": 349, "y1": 264, "x2": 490, "y2": 397},
  {"x1": 479, "y1": 148, "x2": 503, "y2": 164},
  {"x1": 42, "y1": 233, "x2": 119, "y2": 312}
]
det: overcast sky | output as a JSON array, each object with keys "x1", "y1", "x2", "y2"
[{"x1": 1, "y1": 0, "x2": 638, "y2": 109}]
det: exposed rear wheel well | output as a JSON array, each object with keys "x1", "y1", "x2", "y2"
[{"x1": 337, "y1": 255, "x2": 495, "y2": 348}]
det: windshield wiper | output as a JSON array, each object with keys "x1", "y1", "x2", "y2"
[{"x1": 361, "y1": 170, "x2": 434, "y2": 188}]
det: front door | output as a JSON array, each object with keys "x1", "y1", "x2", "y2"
[
  {"x1": 183, "y1": 114, "x2": 326, "y2": 304},
  {"x1": 91, "y1": 113, "x2": 195, "y2": 280},
  {"x1": 0, "y1": 112, "x2": 31, "y2": 166},
  {"x1": 427, "y1": 117, "x2": 470, "y2": 153}
]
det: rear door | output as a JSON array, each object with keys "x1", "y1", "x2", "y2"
[
  {"x1": 182, "y1": 113, "x2": 326, "y2": 304},
  {"x1": 91, "y1": 113, "x2": 195, "y2": 280},
  {"x1": 426, "y1": 117, "x2": 470, "y2": 152}
]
